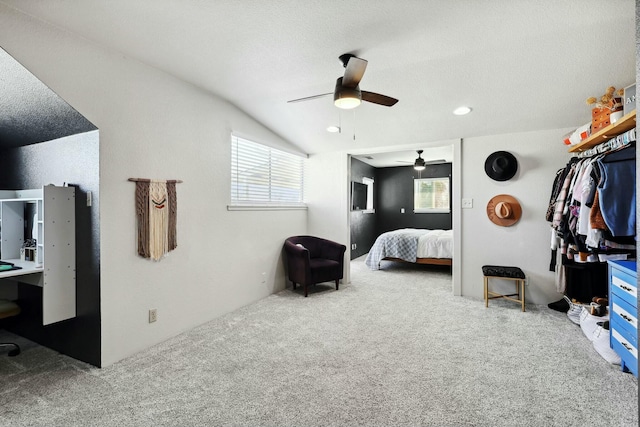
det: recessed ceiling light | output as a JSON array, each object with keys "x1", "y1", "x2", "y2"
[
  {"x1": 326, "y1": 125, "x2": 340, "y2": 133},
  {"x1": 453, "y1": 106, "x2": 472, "y2": 115}
]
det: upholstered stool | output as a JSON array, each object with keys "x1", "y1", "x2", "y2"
[{"x1": 482, "y1": 265, "x2": 526, "y2": 312}]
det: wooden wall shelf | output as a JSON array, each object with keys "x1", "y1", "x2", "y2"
[{"x1": 568, "y1": 110, "x2": 636, "y2": 153}]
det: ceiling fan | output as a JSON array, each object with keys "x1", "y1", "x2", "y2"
[
  {"x1": 287, "y1": 53, "x2": 398, "y2": 109},
  {"x1": 396, "y1": 150, "x2": 446, "y2": 170}
]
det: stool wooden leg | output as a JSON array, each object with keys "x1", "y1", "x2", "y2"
[
  {"x1": 484, "y1": 276, "x2": 488, "y2": 308},
  {"x1": 520, "y1": 280, "x2": 525, "y2": 312}
]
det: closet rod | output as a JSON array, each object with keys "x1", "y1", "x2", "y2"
[{"x1": 576, "y1": 128, "x2": 636, "y2": 158}]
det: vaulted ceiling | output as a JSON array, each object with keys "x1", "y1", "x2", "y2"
[
  {"x1": 0, "y1": 47, "x2": 96, "y2": 149},
  {"x1": 0, "y1": 1, "x2": 635, "y2": 164}
]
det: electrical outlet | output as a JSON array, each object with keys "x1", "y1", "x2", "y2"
[
  {"x1": 148, "y1": 309, "x2": 157, "y2": 323},
  {"x1": 261, "y1": 272, "x2": 266, "y2": 283},
  {"x1": 462, "y1": 198, "x2": 473, "y2": 208},
  {"x1": 86, "y1": 191, "x2": 92, "y2": 207}
]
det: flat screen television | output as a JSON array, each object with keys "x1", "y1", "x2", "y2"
[{"x1": 351, "y1": 181, "x2": 368, "y2": 211}]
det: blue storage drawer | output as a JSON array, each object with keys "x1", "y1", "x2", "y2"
[
  {"x1": 610, "y1": 268, "x2": 638, "y2": 308},
  {"x1": 608, "y1": 260, "x2": 638, "y2": 378},
  {"x1": 610, "y1": 298, "x2": 638, "y2": 345},
  {"x1": 611, "y1": 329, "x2": 638, "y2": 377}
]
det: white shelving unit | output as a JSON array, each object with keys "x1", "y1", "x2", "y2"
[{"x1": 0, "y1": 185, "x2": 76, "y2": 325}]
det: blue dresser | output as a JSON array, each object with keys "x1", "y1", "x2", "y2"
[{"x1": 608, "y1": 260, "x2": 638, "y2": 377}]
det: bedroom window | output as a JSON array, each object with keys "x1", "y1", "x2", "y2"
[
  {"x1": 414, "y1": 177, "x2": 450, "y2": 213},
  {"x1": 230, "y1": 135, "x2": 306, "y2": 209}
]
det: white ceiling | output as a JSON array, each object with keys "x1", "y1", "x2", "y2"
[
  {"x1": 353, "y1": 146, "x2": 453, "y2": 168},
  {"x1": 0, "y1": 1, "x2": 636, "y2": 166}
]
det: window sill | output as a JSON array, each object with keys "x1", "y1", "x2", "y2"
[
  {"x1": 362, "y1": 209, "x2": 375, "y2": 214},
  {"x1": 227, "y1": 204, "x2": 307, "y2": 211},
  {"x1": 414, "y1": 208, "x2": 451, "y2": 214}
]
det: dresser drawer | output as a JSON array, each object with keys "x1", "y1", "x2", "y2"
[
  {"x1": 611, "y1": 297, "x2": 638, "y2": 339},
  {"x1": 610, "y1": 272, "x2": 638, "y2": 308},
  {"x1": 611, "y1": 328, "x2": 639, "y2": 377}
]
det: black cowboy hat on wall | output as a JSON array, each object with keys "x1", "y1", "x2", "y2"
[{"x1": 484, "y1": 151, "x2": 518, "y2": 181}]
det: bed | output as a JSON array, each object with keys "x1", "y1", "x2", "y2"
[{"x1": 364, "y1": 228, "x2": 453, "y2": 270}]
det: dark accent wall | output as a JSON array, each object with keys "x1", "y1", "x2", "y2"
[
  {"x1": 350, "y1": 158, "x2": 377, "y2": 259},
  {"x1": 0, "y1": 132, "x2": 101, "y2": 367},
  {"x1": 376, "y1": 164, "x2": 452, "y2": 235}
]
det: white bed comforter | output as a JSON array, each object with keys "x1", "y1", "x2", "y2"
[
  {"x1": 416, "y1": 229, "x2": 453, "y2": 259},
  {"x1": 364, "y1": 228, "x2": 453, "y2": 270}
]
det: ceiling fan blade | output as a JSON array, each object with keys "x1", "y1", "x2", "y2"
[
  {"x1": 342, "y1": 57, "x2": 367, "y2": 88},
  {"x1": 397, "y1": 159, "x2": 445, "y2": 165},
  {"x1": 361, "y1": 91, "x2": 398, "y2": 107},
  {"x1": 287, "y1": 93, "x2": 332, "y2": 103}
]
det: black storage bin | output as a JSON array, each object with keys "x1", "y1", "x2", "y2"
[{"x1": 564, "y1": 261, "x2": 608, "y2": 303}]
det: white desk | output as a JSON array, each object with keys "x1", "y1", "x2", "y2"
[
  {"x1": 0, "y1": 259, "x2": 43, "y2": 282},
  {"x1": 0, "y1": 186, "x2": 75, "y2": 325}
]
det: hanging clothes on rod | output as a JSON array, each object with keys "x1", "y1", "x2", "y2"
[{"x1": 546, "y1": 131, "x2": 636, "y2": 298}]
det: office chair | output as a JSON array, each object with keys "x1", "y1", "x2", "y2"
[{"x1": 0, "y1": 299, "x2": 21, "y2": 356}]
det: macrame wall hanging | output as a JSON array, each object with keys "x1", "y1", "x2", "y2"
[{"x1": 129, "y1": 178, "x2": 182, "y2": 261}]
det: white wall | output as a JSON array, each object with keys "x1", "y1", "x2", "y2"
[
  {"x1": 0, "y1": 7, "x2": 307, "y2": 366},
  {"x1": 306, "y1": 151, "x2": 351, "y2": 282},
  {"x1": 307, "y1": 129, "x2": 574, "y2": 305},
  {"x1": 461, "y1": 128, "x2": 573, "y2": 304}
]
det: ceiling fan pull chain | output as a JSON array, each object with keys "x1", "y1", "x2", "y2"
[{"x1": 353, "y1": 110, "x2": 356, "y2": 141}]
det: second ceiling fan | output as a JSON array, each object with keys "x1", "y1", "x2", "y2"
[{"x1": 287, "y1": 53, "x2": 398, "y2": 109}]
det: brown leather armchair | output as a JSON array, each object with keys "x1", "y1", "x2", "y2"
[{"x1": 284, "y1": 236, "x2": 347, "y2": 297}]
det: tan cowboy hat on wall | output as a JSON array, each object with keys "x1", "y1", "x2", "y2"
[{"x1": 486, "y1": 194, "x2": 522, "y2": 227}]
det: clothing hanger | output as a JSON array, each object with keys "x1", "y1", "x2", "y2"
[{"x1": 576, "y1": 128, "x2": 635, "y2": 158}]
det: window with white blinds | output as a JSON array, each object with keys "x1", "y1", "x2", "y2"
[
  {"x1": 413, "y1": 177, "x2": 450, "y2": 213},
  {"x1": 231, "y1": 135, "x2": 305, "y2": 207}
]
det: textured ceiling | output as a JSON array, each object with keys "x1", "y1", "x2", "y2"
[
  {"x1": 353, "y1": 146, "x2": 453, "y2": 168},
  {"x1": 0, "y1": 47, "x2": 96, "y2": 149},
  {"x1": 0, "y1": 1, "x2": 635, "y2": 164}
]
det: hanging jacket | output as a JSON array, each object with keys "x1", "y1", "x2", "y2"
[{"x1": 596, "y1": 146, "x2": 636, "y2": 237}]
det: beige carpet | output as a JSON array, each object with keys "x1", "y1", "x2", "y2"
[{"x1": 0, "y1": 256, "x2": 637, "y2": 426}]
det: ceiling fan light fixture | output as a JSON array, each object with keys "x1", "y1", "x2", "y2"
[
  {"x1": 335, "y1": 97, "x2": 361, "y2": 109},
  {"x1": 334, "y1": 77, "x2": 361, "y2": 109},
  {"x1": 334, "y1": 91, "x2": 361, "y2": 109},
  {"x1": 413, "y1": 150, "x2": 426, "y2": 171}
]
